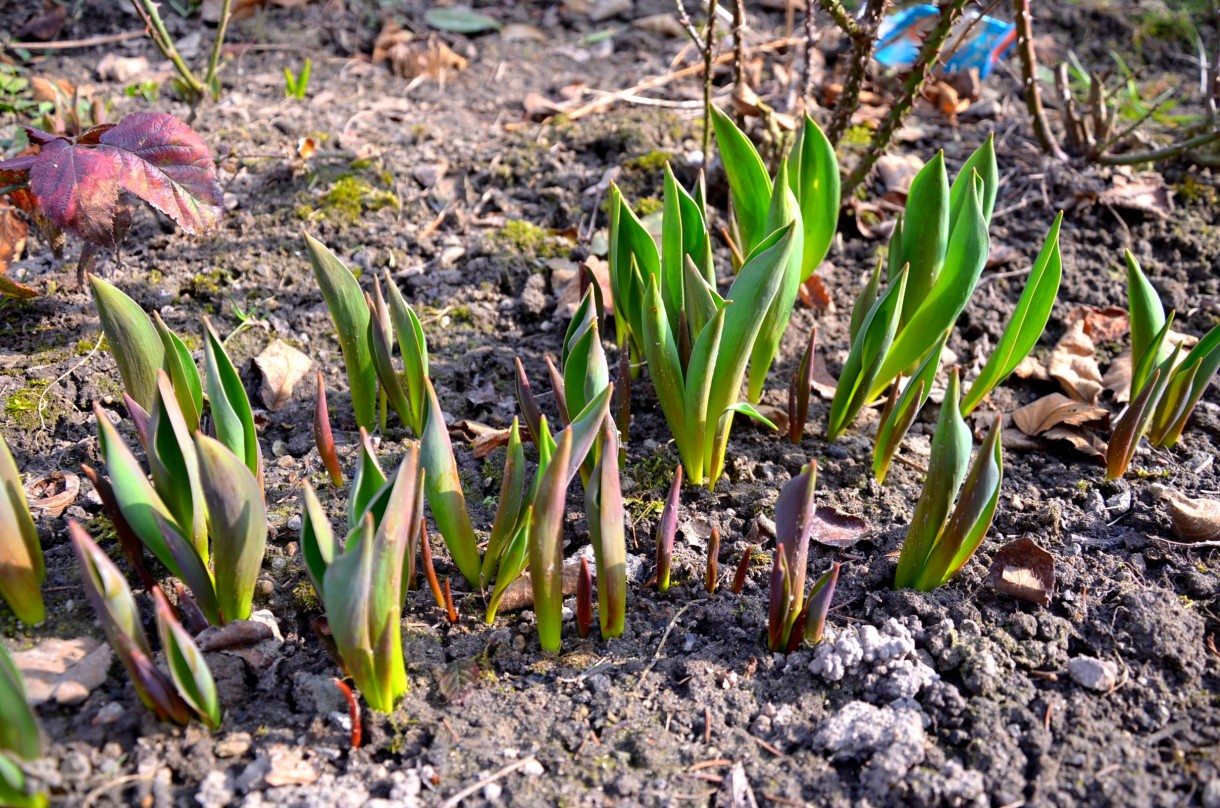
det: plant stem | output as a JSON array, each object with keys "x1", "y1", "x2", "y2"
[
  {"x1": 731, "y1": 0, "x2": 746, "y2": 95},
  {"x1": 1097, "y1": 129, "x2": 1220, "y2": 165},
  {"x1": 803, "y1": 0, "x2": 819, "y2": 106},
  {"x1": 822, "y1": 0, "x2": 888, "y2": 145},
  {"x1": 703, "y1": 0, "x2": 720, "y2": 162},
  {"x1": 843, "y1": 0, "x2": 967, "y2": 198},
  {"x1": 1012, "y1": 0, "x2": 1066, "y2": 160},
  {"x1": 205, "y1": 0, "x2": 233, "y2": 99},
  {"x1": 129, "y1": 0, "x2": 204, "y2": 100}
]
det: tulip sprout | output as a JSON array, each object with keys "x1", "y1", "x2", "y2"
[
  {"x1": 0, "y1": 644, "x2": 47, "y2": 808},
  {"x1": 0, "y1": 432, "x2": 44, "y2": 625}
]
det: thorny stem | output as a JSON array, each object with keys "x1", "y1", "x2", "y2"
[
  {"x1": 205, "y1": 0, "x2": 233, "y2": 99},
  {"x1": 823, "y1": 0, "x2": 888, "y2": 145},
  {"x1": 1012, "y1": 0, "x2": 1067, "y2": 160},
  {"x1": 129, "y1": 0, "x2": 204, "y2": 100},
  {"x1": 803, "y1": 0, "x2": 819, "y2": 106},
  {"x1": 843, "y1": 0, "x2": 969, "y2": 198},
  {"x1": 703, "y1": 0, "x2": 720, "y2": 162},
  {"x1": 731, "y1": 0, "x2": 746, "y2": 97}
]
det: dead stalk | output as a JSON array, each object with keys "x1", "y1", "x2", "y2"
[{"x1": 1012, "y1": 0, "x2": 1067, "y2": 160}]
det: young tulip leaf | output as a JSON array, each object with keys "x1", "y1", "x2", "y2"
[
  {"x1": 915, "y1": 415, "x2": 1004, "y2": 590},
  {"x1": 849, "y1": 259, "x2": 884, "y2": 345},
  {"x1": 873, "y1": 339, "x2": 944, "y2": 483},
  {"x1": 827, "y1": 265, "x2": 908, "y2": 441},
  {"x1": 773, "y1": 460, "x2": 817, "y2": 646},
  {"x1": 202, "y1": 319, "x2": 262, "y2": 489},
  {"x1": 586, "y1": 420, "x2": 626, "y2": 638},
  {"x1": 710, "y1": 104, "x2": 772, "y2": 254},
  {"x1": 787, "y1": 113, "x2": 840, "y2": 281},
  {"x1": 0, "y1": 644, "x2": 41, "y2": 761},
  {"x1": 300, "y1": 481, "x2": 336, "y2": 599},
  {"x1": 153, "y1": 312, "x2": 203, "y2": 432},
  {"x1": 313, "y1": 372, "x2": 344, "y2": 487},
  {"x1": 803, "y1": 562, "x2": 840, "y2": 646},
  {"x1": 485, "y1": 512, "x2": 531, "y2": 624},
  {"x1": 90, "y1": 275, "x2": 165, "y2": 410},
  {"x1": 895, "y1": 152, "x2": 949, "y2": 326},
  {"x1": 347, "y1": 429, "x2": 387, "y2": 530},
  {"x1": 514, "y1": 357, "x2": 544, "y2": 449},
  {"x1": 194, "y1": 433, "x2": 267, "y2": 623},
  {"x1": 0, "y1": 433, "x2": 44, "y2": 625},
  {"x1": 304, "y1": 233, "x2": 377, "y2": 429},
  {"x1": 529, "y1": 430, "x2": 573, "y2": 652},
  {"x1": 324, "y1": 516, "x2": 388, "y2": 712},
  {"x1": 381, "y1": 270, "x2": 430, "y2": 435},
  {"x1": 482, "y1": 419, "x2": 525, "y2": 584},
  {"x1": 962, "y1": 212, "x2": 1063, "y2": 415},
  {"x1": 948, "y1": 132, "x2": 998, "y2": 228},
  {"x1": 1107, "y1": 357, "x2": 1173, "y2": 480},
  {"x1": 1126, "y1": 249, "x2": 1169, "y2": 398},
  {"x1": 654, "y1": 465, "x2": 683, "y2": 593},
  {"x1": 368, "y1": 281, "x2": 414, "y2": 432},
  {"x1": 153, "y1": 512, "x2": 221, "y2": 626},
  {"x1": 608, "y1": 184, "x2": 660, "y2": 351},
  {"x1": 790, "y1": 326, "x2": 818, "y2": 443},
  {"x1": 149, "y1": 372, "x2": 207, "y2": 559},
  {"x1": 420, "y1": 378, "x2": 483, "y2": 588},
  {"x1": 152, "y1": 587, "x2": 220, "y2": 728},
  {"x1": 894, "y1": 368, "x2": 971, "y2": 589}
]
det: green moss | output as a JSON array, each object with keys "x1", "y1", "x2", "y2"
[
  {"x1": 1175, "y1": 176, "x2": 1219, "y2": 206},
  {"x1": 842, "y1": 125, "x2": 872, "y2": 147},
  {"x1": 625, "y1": 150, "x2": 673, "y2": 172},
  {"x1": 451, "y1": 305, "x2": 473, "y2": 324},
  {"x1": 4, "y1": 380, "x2": 49, "y2": 429},
  {"x1": 634, "y1": 196, "x2": 663, "y2": 216},
  {"x1": 349, "y1": 157, "x2": 374, "y2": 171},
  {"x1": 291, "y1": 580, "x2": 321, "y2": 613},
  {"x1": 319, "y1": 176, "x2": 401, "y2": 222},
  {"x1": 493, "y1": 219, "x2": 565, "y2": 259}
]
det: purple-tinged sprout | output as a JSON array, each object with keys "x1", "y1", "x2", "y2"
[
  {"x1": 576, "y1": 556, "x2": 593, "y2": 639},
  {"x1": 655, "y1": 465, "x2": 683, "y2": 594},
  {"x1": 586, "y1": 420, "x2": 627, "y2": 638},
  {"x1": 730, "y1": 546, "x2": 752, "y2": 595},
  {"x1": 123, "y1": 393, "x2": 151, "y2": 450},
  {"x1": 788, "y1": 326, "x2": 817, "y2": 444},
  {"x1": 614, "y1": 350, "x2": 631, "y2": 437},
  {"x1": 151, "y1": 587, "x2": 220, "y2": 729},
  {"x1": 174, "y1": 582, "x2": 209, "y2": 636},
  {"x1": 514, "y1": 356, "x2": 543, "y2": 447},
  {"x1": 68, "y1": 520, "x2": 191, "y2": 725},
  {"x1": 546, "y1": 356, "x2": 570, "y2": 426},
  {"x1": 420, "y1": 521, "x2": 446, "y2": 611},
  {"x1": 333, "y1": 678, "x2": 362, "y2": 750},
  {"x1": 529, "y1": 430, "x2": 574, "y2": 653},
  {"x1": 767, "y1": 545, "x2": 791, "y2": 652},
  {"x1": 767, "y1": 460, "x2": 819, "y2": 652},
  {"x1": 1107, "y1": 364, "x2": 1169, "y2": 480},
  {"x1": 442, "y1": 579, "x2": 458, "y2": 625},
  {"x1": 313, "y1": 371, "x2": 344, "y2": 487},
  {"x1": 803, "y1": 562, "x2": 840, "y2": 646},
  {"x1": 705, "y1": 526, "x2": 720, "y2": 594},
  {"x1": 367, "y1": 281, "x2": 414, "y2": 433},
  {"x1": 0, "y1": 432, "x2": 43, "y2": 626},
  {"x1": 79, "y1": 463, "x2": 157, "y2": 593}
]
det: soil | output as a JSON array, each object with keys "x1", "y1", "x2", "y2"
[{"x1": 2, "y1": 1, "x2": 1219, "y2": 807}]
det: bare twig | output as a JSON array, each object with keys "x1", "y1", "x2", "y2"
[
  {"x1": 1096, "y1": 129, "x2": 1220, "y2": 165},
  {"x1": 703, "y1": 0, "x2": 720, "y2": 161},
  {"x1": 439, "y1": 756, "x2": 539, "y2": 807},
  {"x1": 731, "y1": 0, "x2": 746, "y2": 94},
  {"x1": 803, "y1": 0, "x2": 819, "y2": 105},
  {"x1": 205, "y1": 0, "x2": 233, "y2": 99},
  {"x1": 7, "y1": 30, "x2": 145, "y2": 51},
  {"x1": 823, "y1": 0, "x2": 888, "y2": 145},
  {"x1": 129, "y1": 0, "x2": 204, "y2": 100},
  {"x1": 632, "y1": 601, "x2": 695, "y2": 695},
  {"x1": 1012, "y1": 0, "x2": 1066, "y2": 160},
  {"x1": 843, "y1": 0, "x2": 969, "y2": 198}
]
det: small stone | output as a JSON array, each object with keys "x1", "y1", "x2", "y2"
[
  {"x1": 92, "y1": 702, "x2": 125, "y2": 725},
  {"x1": 59, "y1": 751, "x2": 91, "y2": 784},
  {"x1": 255, "y1": 578, "x2": 275, "y2": 597},
  {"x1": 521, "y1": 758, "x2": 545, "y2": 777},
  {"x1": 215, "y1": 732, "x2": 253, "y2": 758},
  {"x1": 1202, "y1": 779, "x2": 1220, "y2": 808},
  {"x1": 1068, "y1": 656, "x2": 1118, "y2": 692},
  {"x1": 483, "y1": 782, "x2": 503, "y2": 800}
]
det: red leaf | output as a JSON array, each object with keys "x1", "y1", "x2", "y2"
[
  {"x1": 0, "y1": 155, "x2": 37, "y2": 185},
  {"x1": 98, "y1": 113, "x2": 222, "y2": 234},
  {"x1": 0, "y1": 273, "x2": 39, "y2": 299},
  {"x1": 29, "y1": 139, "x2": 123, "y2": 246}
]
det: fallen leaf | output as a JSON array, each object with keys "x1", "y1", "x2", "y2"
[
  {"x1": 798, "y1": 273, "x2": 833, "y2": 311},
  {"x1": 13, "y1": 637, "x2": 112, "y2": 706},
  {"x1": 1068, "y1": 305, "x2": 1129, "y2": 344},
  {"x1": 16, "y1": 5, "x2": 67, "y2": 40},
  {"x1": 632, "y1": 13, "x2": 685, "y2": 37},
  {"x1": 985, "y1": 537, "x2": 1055, "y2": 606},
  {"x1": 1012, "y1": 394, "x2": 1109, "y2": 435},
  {"x1": 1048, "y1": 320, "x2": 1103, "y2": 403},
  {"x1": 297, "y1": 136, "x2": 317, "y2": 160},
  {"x1": 1159, "y1": 490, "x2": 1220, "y2": 546},
  {"x1": 255, "y1": 339, "x2": 313, "y2": 411},
  {"x1": 96, "y1": 54, "x2": 151, "y2": 84},
  {"x1": 554, "y1": 256, "x2": 613, "y2": 318},
  {"x1": 30, "y1": 76, "x2": 74, "y2": 104},
  {"x1": 371, "y1": 20, "x2": 414, "y2": 63},
  {"x1": 385, "y1": 37, "x2": 469, "y2": 80},
  {"x1": 924, "y1": 80, "x2": 970, "y2": 124},
  {"x1": 196, "y1": 620, "x2": 275, "y2": 651},
  {"x1": 523, "y1": 91, "x2": 569, "y2": 121},
  {"x1": 0, "y1": 273, "x2": 39, "y2": 300},
  {"x1": 1042, "y1": 425, "x2": 1107, "y2": 459},
  {"x1": 424, "y1": 5, "x2": 502, "y2": 34},
  {"x1": 466, "y1": 382, "x2": 500, "y2": 408},
  {"x1": 810, "y1": 507, "x2": 870, "y2": 548},
  {"x1": 496, "y1": 563, "x2": 582, "y2": 612},
  {"x1": 811, "y1": 350, "x2": 838, "y2": 400},
  {"x1": 1101, "y1": 349, "x2": 1132, "y2": 403},
  {"x1": 500, "y1": 23, "x2": 546, "y2": 41},
  {"x1": 25, "y1": 470, "x2": 80, "y2": 518},
  {"x1": 1013, "y1": 354, "x2": 1050, "y2": 381},
  {"x1": 745, "y1": 403, "x2": 787, "y2": 435},
  {"x1": 1099, "y1": 173, "x2": 1173, "y2": 219},
  {"x1": 436, "y1": 657, "x2": 481, "y2": 704},
  {"x1": 265, "y1": 748, "x2": 319, "y2": 787},
  {"x1": 875, "y1": 153, "x2": 924, "y2": 197},
  {"x1": 0, "y1": 203, "x2": 29, "y2": 275}
]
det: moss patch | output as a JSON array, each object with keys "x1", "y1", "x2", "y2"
[{"x1": 493, "y1": 220, "x2": 565, "y2": 259}]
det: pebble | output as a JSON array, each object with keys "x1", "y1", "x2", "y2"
[
  {"x1": 59, "y1": 750, "x2": 91, "y2": 784},
  {"x1": 1068, "y1": 656, "x2": 1118, "y2": 692},
  {"x1": 483, "y1": 782, "x2": 503, "y2": 800},
  {"x1": 1202, "y1": 779, "x2": 1220, "y2": 808},
  {"x1": 521, "y1": 758, "x2": 545, "y2": 777},
  {"x1": 216, "y1": 732, "x2": 253, "y2": 758}
]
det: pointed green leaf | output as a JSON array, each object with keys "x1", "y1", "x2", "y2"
[
  {"x1": 609, "y1": 185, "x2": 661, "y2": 347},
  {"x1": 420, "y1": 378, "x2": 482, "y2": 588},
  {"x1": 827, "y1": 266, "x2": 908, "y2": 440},
  {"x1": 529, "y1": 430, "x2": 572, "y2": 652},
  {"x1": 710, "y1": 104, "x2": 772, "y2": 253},
  {"x1": 485, "y1": 511, "x2": 531, "y2": 624},
  {"x1": 194, "y1": 433, "x2": 267, "y2": 623},
  {"x1": 0, "y1": 433, "x2": 43, "y2": 625},
  {"x1": 300, "y1": 481, "x2": 335, "y2": 600},
  {"x1": 962, "y1": 213, "x2": 1063, "y2": 414},
  {"x1": 949, "y1": 133, "x2": 998, "y2": 228},
  {"x1": 153, "y1": 312, "x2": 203, "y2": 432},
  {"x1": 90, "y1": 276, "x2": 165, "y2": 411},
  {"x1": 873, "y1": 339, "x2": 942, "y2": 483},
  {"x1": 153, "y1": 512, "x2": 220, "y2": 626},
  {"x1": 322, "y1": 515, "x2": 382, "y2": 709},
  {"x1": 381, "y1": 270, "x2": 429, "y2": 435},
  {"x1": 153, "y1": 587, "x2": 220, "y2": 728},
  {"x1": 1126, "y1": 249, "x2": 1169, "y2": 398},
  {"x1": 586, "y1": 420, "x2": 626, "y2": 638},
  {"x1": 304, "y1": 233, "x2": 377, "y2": 429},
  {"x1": 0, "y1": 644, "x2": 41, "y2": 760},
  {"x1": 1153, "y1": 320, "x2": 1220, "y2": 446},
  {"x1": 1108, "y1": 352, "x2": 1175, "y2": 479},
  {"x1": 682, "y1": 307, "x2": 725, "y2": 483},
  {"x1": 149, "y1": 372, "x2": 207, "y2": 559},
  {"x1": 894, "y1": 369, "x2": 971, "y2": 589},
  {"x1": 850, "y1": 258, "x2": 884, "y2": 345},
  {"x1": 803, "y1": 562, "x2": 840, "y2": 646},
  {"x1": 896, "y1": 152, "x2": 949, "y2": 326},
  {"x1": 368, "y1": 280, "x2": 414, "y2": 432},
  {"x1": 482, "y1": 419, "x2": 526, "y2": 584},
  {"x1": 641, "y1": 274, "x2": 691, "y2": 468},
  {"x1": 787, "y1": 113, "x2": 840, "y2": 280},
  {"x1": 347, "y1": 429, "x2": 387, "y2": 530},
  {"x1": 202, "y1": 320, "x2": 262, "y2": 488},
  {"x1": 661, "y1": 163, "x2": 686, "y2": 335}
]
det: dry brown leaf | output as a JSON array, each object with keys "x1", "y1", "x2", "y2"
[
  {"x1": 297, "y1": 136, "x2": 317, "y2": 160},
  {"x1": 798, "y1": 273, "x2": 833, "y2": 311},
  {"x1": 13, "y1": 637, "x2": 112, "y2": 706},
  {"x1": 811, "y1": 350, "x2": 838, "y2": 400},
  {"x1": 496, "y1": 564, "x2": 582, "y2": 612},
  {"x1": 196, "y1": 620, "x2": 276, "y2": 652},
  {"x1": 1066, "y1": 305, "x2": 1129, "y2": 344},
  {"x1": 16, "y1": 5, "x2": 67, "y2": 41},
  {"x1": 0, "y1": 204, "x2": 29, "y2": 275},
  {"x1": 96, "y1": 54, "x2": 150, "y2": 83},
  {"x1": 588, "y1": 0, "x2": 632, "y2": 21},
  {"x1": 554, "y1": 256, "x2": 613, "y2": 318},
  {"x1": 1012, "y1": 393, "x2": 1109, "y2": 435},
  {"x1": 810, "y1": 508, "x2": 870, "y2": 548},
  {"x1": 1099, "y1": 173, "x2": 1173, "y2": 219},
  {"x1": 632, "y1": 13, "x2": 684, "y2": 37},
  {"x1": 255, "y1": 339, "x2": 312, "y2": 411},
  {"x1": 985, "y1": 537, "x2": 1055, "y2": 606},
  {"x1": 523, "y1": 91, "x2": 569, "y2": 121},
  {"x1": 30, "y1": 75, "x2": 73, "y2": 103},
  {"x1": 924, "y1": 80, "x2": 970, "y2": 124},
  {"x1": 1001, "y1": 427, "x2": 1043, "y2": 453},
  {"x1": 746, "y1": 403, "x2": 787, "y2": 435},
  {"x1": 1048, "y1": 319, "x2": 1103, "y2": 403},
  {"x1": 371, "y1": 20, "x2": 414, "y2": 63},
  {"x1": 500, "y1": 23, "x2": 546, "y2": 41},
  {"x1": 1160, "y1": 490, "x2": 1220, "y2": 546},
  {"x1": 1042, "y1": 425, "x2": 1107, "y2": 459},
  {"x1": 1101, "y1": 349, "x2": 1132, "y2": 403},
  {"x1": 875, "y1": 153, "x2": 924, "y2": 197},
  {"x1": 1013, "y1": 354, "x2": 1050, "y2": 381},
  {"x1": 25, "y1": 470, "x2": 79, "y2": 518},
  {"x1": 386, "y1": 37, "x2": 468, "y2": 80}
]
